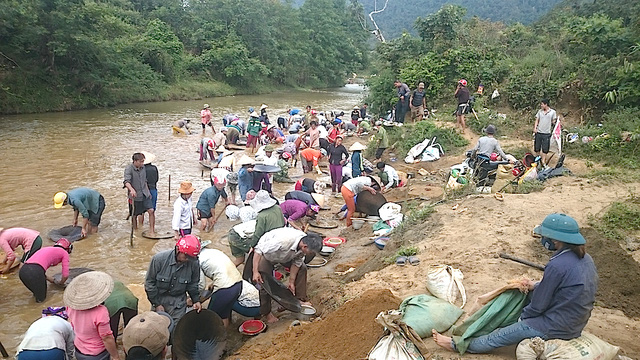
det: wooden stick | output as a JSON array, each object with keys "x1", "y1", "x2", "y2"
[
  {"x1": 499, "y1": 253, "x2": 545, "y2": 271},
  {"x1": 130, "y1": 201, "x2": 135, "y2": 247},
  {"x1": 168, "y1": 174, "x2": 171, "y2": 202},
  {"x1": 0, "y1": 339, "x2": 9, "y2": 358}
]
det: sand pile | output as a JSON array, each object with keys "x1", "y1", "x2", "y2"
[{"x1": 230, "y1": 289, "x2": 401, "y2": 360}]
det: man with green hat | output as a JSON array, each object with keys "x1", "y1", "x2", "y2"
[{"x1": 433, "y1": 213, "x2": 598, "y2": 354}]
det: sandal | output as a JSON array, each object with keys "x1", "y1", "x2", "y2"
[
  {"x1": 396, "y1": 256, "x2": 407, "y2": 266},
  {"x1": 408, "y1": 256, "x2": 420, "y2": 266},
  {"x1": 494, "y1": 192, "x2": 504, "y2": 201}
]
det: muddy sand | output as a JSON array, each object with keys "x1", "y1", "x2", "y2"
[{"x1": 230, "y1": 140, "x2": 640, "y2": 359}]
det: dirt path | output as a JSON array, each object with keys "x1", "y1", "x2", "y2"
[{"x1": 230, "y1": 130, "x2": 640, "y2": 359}]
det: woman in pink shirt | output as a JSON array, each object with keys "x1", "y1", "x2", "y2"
[
  {"x1": 0, "y1": 227, "x2": 43, "y2": 273},
  {"x1": 64, "y1": 271, "x2": 119, "y2": 360},
  {"x1": 19, "y1": 238, "x2": 72, "y2": 302},
  {"x1": 201, "y1": 103, "x2": 214, "y2": 135}
]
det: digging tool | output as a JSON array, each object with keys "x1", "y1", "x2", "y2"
[
  {"x1": 0, "y1": 339, "x2": 8, "y2": 358},
  {"x1": 499, "y1": 253, "x2": 545, "y2": 271},
  {"x1": 471, "y1": 107, "x2": 479, "y2": 121}
]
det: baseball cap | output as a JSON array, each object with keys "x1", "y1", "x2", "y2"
[{"x1": 123, "y1": 311, "x2": 171, "y2": 357}]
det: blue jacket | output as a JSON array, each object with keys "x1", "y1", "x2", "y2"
[
  {"x1": 351, "y1": 151, "x2": 363, "y2": 177},
  {"x1": 521, "y1": 249, "x2": 598, "y2": 339},
  {"x1": 195, "y1": 186, "x2": 227, "y2": 216}
]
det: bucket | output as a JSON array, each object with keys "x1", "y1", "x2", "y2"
[
  {"x1": 298, "y1": 305, "x2": 317, "y2": 321},
  {"x1": 352, "y1": 219, "x2": 365, "y2": 230}
]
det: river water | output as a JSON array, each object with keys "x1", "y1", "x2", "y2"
[{"x1": 0, "y1": 86, "x2": 365, "y2": 353}]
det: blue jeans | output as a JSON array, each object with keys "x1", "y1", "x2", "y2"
[
  {"x1": 150, "y1": 189, "x2": 158, "y2": 210},
  {"x1": 455, "y1": 321, "x2": 546, "y2": 354},
  {"x1": 232, "y1": 302, "x2": 261, "y2": 318}
]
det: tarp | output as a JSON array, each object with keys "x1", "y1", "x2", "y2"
[{"x1": 451, "y1": 290, "x2": 528, "y2": 354}]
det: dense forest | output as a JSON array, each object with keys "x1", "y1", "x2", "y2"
[
  {"x1": 0, "y1": 0, "x2": 369, "y2": 114},
  {"x1": 293, "y1": 0, "x2": 563, "y2": 39},
  {"x1": 366, "y1": 0, "x2": 640, "y2": 166}
]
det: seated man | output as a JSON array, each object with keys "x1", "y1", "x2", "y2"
[
  {"x1": 279, "y1": 199, "x2": 319, "y2": 230},
  {"x1": 246, "y1": 228, "x2": 322, "y2": 323},
  {"x1": 473, "y1": 124, "x2": 512, "y2": 162},
  {"x1": 376, "y1": 162, "x2": 400, "y2": 192}
]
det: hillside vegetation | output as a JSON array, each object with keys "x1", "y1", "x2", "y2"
[
  {"x1": 0, "y1": 0, "x2": 369, "y2": 114},
  {"x1": 294, "y1": 0, "x2": 563, "y2": 39},
  {"x1": 366, "y1": 0, "x2": 640, "y2": 167}
]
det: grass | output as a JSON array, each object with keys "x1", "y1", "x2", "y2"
[
  {"x1": 507, "y1": 180, "x2": 545, "y2": 194},
  {"x1": 589, "y1": 195, "x2": 640, "y2": 242},
  {"x1": 365, "y1": 120, "x2": 468, "y2": 158}
]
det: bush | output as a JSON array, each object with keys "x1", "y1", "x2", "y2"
[{"x1": 564, "y1": 107, "x2": 640, "y2": 168}]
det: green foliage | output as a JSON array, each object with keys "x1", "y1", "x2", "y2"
[
  {"x1": 591, "y1": 196, "x2": 640, "y2": 242},
  {"x1": 375, "y1": 121, "x2": 469, "y2": 157},
  {"x1": 0, "y1": 0, "x2": 371, "y2": 113},
  {"x1": 415, "y1": 5, "x2": 466, "y2": 50},
  {"x1": 355, "y1": 0, "x2": 564, "y2": 40},
  {"x1": 396, "y1": 246, "x2": 418, "y2": 257},
  {"x1": 564, "y1": 107, "x2": 640, "y2": 168}
]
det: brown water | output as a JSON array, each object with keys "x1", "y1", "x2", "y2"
[{"x1": 0, "y1": 87, "x2": 364, "y2": 353}]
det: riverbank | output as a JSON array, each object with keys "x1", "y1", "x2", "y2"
[{"x1": 0, "y1": 78, "x2": 332, "y2": 115}]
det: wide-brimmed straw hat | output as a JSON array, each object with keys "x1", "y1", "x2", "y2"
[
  {"x1": 349, "y1": 142, "x2": 367, "y2": 151},
  {"x1": 250, "y1": 190, "x2": 277, "y2": 212},
  {"x1": 260, "y1": 104, "x2": 268, "y2": 110},
  {"x1": 203, "y1": 104, "x2": 210, "y2": 109},
  {"x1": 63, "y1": 271, "x2": 114, "y2": 310},
  {"x1": 353, "y1": 105, "x2": 360, "y2": 109},
  {"x1": 238, "y1": 155, "x2": 255, "y2": 166},
  {"x1": 311, "y1": 193, "x2": 325, "y2": 207},
  {"x1": 141, "y1": 151, "x2": 156, "y2": 165},
  {"x1": 178, "y1": 181, "x2": 195, "y2": 194}
]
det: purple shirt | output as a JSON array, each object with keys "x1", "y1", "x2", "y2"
[
  {"x1": 279, "y1": 199, "x2": 309, "y2": 222},
  {"x1": 25, "y1": 246, "x2": 70, "y2": 277}
]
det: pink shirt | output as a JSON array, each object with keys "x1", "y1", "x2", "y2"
[
  {"x1": 0, "y1": 228, "x2": 39, "y2": 261},
  {"x1": 68, "y1": 305, "x2": 112, "y2": 355},
  {"x1": 201, "y1": 109, "x2": 212, "y2": 124},
  {"x1": 25, "y1": 246, "x2": 70, "y2": 277},
  {"x1": 309, "y1": 128, "x2": 320, "y2": 148}
]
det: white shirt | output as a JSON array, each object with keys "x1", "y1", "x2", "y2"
[
  {"x1": 343, "y1": 176, "x2": 372, "y2": 194},
  {"x1": 232, "y1": 220, "x2": 256, "y2": 238},
  {"x1": 16, "y1": 316, "x2": 75, "y2": 360},
  {"x1": 254, "y1": 227, "x2": 307, "y2": 267},
  {"x1": 263, "y1": 153, "x2": 279, "y2": 167},
  {"x1": 535, "y1": 108, "x2": 557, "y2": 134},
  {"x1": 318, "y1": 125, "x2": 328, "y2": 139},
  {"x1": 172, "y1": 196, "x2": 193, "y2": 231},
  {"x1": 198, "y1": 249, "x2": 242, "y2": 293},
  {"x1": 238, "y1": 280, "x2": 260, "y2": 307},
  {"x1": 381, "y1": 165, "x2": 400, "y2": 190}
]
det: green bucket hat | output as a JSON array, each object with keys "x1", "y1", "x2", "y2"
[{"x1": 534, "y1": 213, "x2": 585, "y2": 245}]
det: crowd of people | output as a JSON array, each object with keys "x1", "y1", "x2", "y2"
[{"x1": 1, "y1": 84, "x2": 594, "y2": 359}]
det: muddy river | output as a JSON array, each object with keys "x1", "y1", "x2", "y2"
[{"x1": 0, "y1": 86, "x2": 364, "y2": 353}]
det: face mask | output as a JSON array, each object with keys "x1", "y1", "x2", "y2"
[{"x1": 540, "y1": 237, "x2": 556, "y2": 251}]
